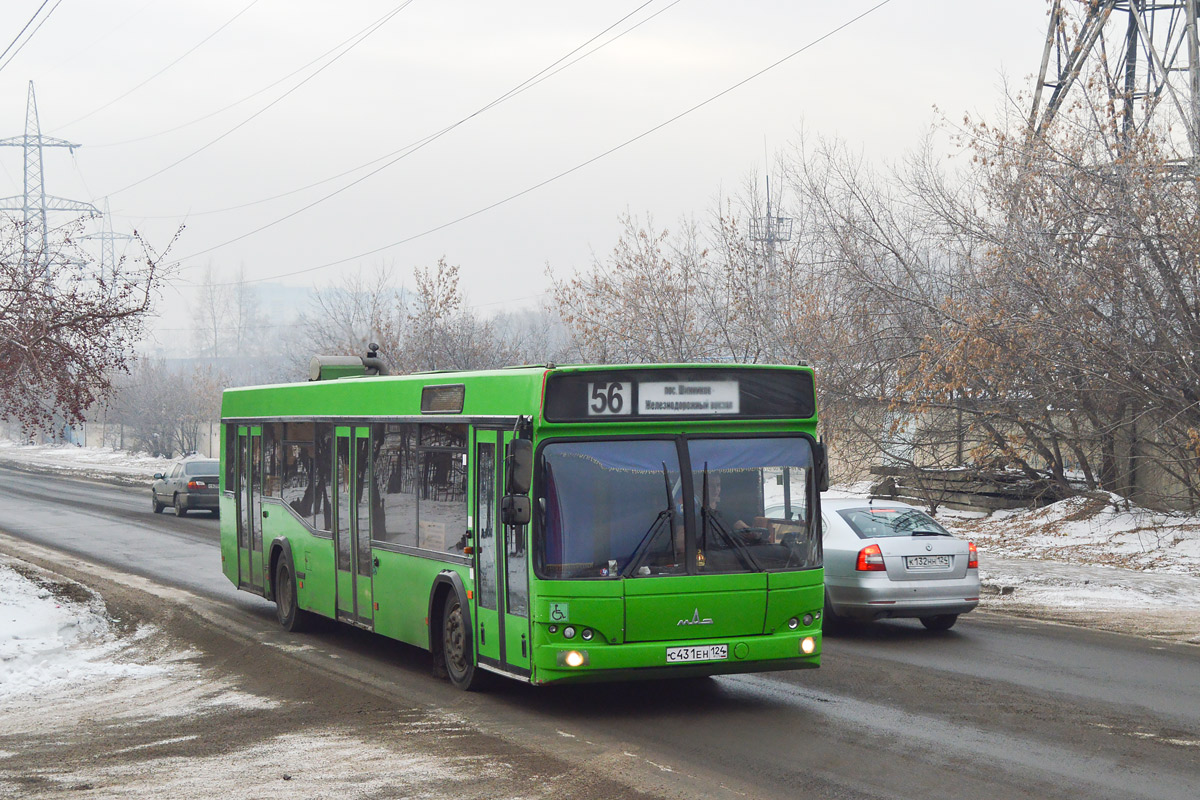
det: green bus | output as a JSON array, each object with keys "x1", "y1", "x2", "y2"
[{"x1": 219, "y1": 357, "x2": 826, "y2": 688}]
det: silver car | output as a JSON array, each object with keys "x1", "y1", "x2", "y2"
[
  {"x1": 151, "y1": 459, "x2": 220, "y2": 517},
  {"x1": 815, "y1": 498, "x2": 979, "y2": 630}
]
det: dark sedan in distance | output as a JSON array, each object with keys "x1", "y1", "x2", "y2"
[{"x1": 151, "y1": 458, "x2": 220, "y2": 517}]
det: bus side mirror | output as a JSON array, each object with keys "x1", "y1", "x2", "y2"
[
  {"x1": 507, "y1": 439, "x2": 532, "y2": 495},
  {"x1": 501, "y1": 495, "x2": 531, "y2": 526},
  {"x1": 814, "y1": 440, "x2": 830, "y2": 493}
]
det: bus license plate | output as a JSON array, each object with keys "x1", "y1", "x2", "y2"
[
  {"x1": 906, "y1": 555, "x2": 951, "y2": 569},
  {"x1": 666, "y1": 644, "x2": 728, "y2": 663}
]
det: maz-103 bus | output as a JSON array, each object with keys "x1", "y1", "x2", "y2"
[{"x1": 219, "y1": 357, "x2": 827, "y2": 688}]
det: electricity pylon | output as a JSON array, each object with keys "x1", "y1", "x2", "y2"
[
  {"x1": 82, "y1": 198, "x2": 135, "y2": 280},
  {"x1": 0, "y1": 81, "x2": 98, "y2": 266},
  {"x1": 1029, "y1": 0, "x2": 1200, "y2": 163},
  {"x1": 749, "y1": 175, "x2": 793, "y2": 275}
]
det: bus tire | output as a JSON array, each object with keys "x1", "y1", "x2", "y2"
[
  {"x1": 274, "y1": 556, "x2": 311, "y2": 633},
  {"x1": 441, "y1": 595, "x2": 483, "y2": 691}
]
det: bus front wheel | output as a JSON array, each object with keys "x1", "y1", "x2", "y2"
[
  {"x1": 275, "y1": 557, "x2": 311, "y2": 633},
  {"x1": 442, "y1": 596, "x2": 482, "y2": 691}
]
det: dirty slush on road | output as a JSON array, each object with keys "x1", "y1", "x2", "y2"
[{"x1": 0, "y1": 549, "x2": 665, "y2": 800}]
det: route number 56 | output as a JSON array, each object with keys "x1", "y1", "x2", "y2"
[{"x1": 588, "y1": 382, "x2": 630, "y2": 415}]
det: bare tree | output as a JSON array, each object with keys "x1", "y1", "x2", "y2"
[
  {"x1": 292, "y1": 264, "x2": 406, "y2": 371},
  {"x1": 0, "y1": 217, "x2": 173, "y2": 435},
  {"x1": 404, "y1": 258, "x2": 512, "y2": 371}
]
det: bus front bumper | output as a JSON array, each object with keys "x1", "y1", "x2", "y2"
[{"x1": 531, "y1": 631, "x2": 821, "y2": 685}]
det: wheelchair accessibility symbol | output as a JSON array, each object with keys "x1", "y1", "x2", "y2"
[{"x1": 549, "y1": 602, "x2": 569, "y2": 622}]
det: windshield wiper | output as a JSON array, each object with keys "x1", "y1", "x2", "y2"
[
  {"x1": 622, "y1": 463, "x2": 677, "y2": 578},
  {"x1": 911, "y1": 530, "x2": 951, "y2": 537}
]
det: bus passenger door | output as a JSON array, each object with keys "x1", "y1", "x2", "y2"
[
  {"x1": 500, "y1": 431, "x2": 531, "y2": 673},
  {"x1": 334, "y1": 426, "x2": 373, "y2": 627},
  {"x1": 236, "y1": 426, "x2": 265, "y2": 593},
  {"x1": 353, "y1": 427, "x2": 373, "y2": 628},
  {"x1": 473, "y1": 430, "x2": 502, "y2": 666}
]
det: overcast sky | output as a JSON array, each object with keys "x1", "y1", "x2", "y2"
[{"x1": 0, "y1": 0, "x2": 1052, "y2": 341}]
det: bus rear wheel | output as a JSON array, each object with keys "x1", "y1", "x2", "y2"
[
  {"x1": 442, "y1": 596, "x2": 482, "y2": 690},
  {"x1": 275, "y1": 557, "x2": 311, "y2": 633}
]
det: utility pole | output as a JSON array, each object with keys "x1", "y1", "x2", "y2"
[
  {"x1": 1029, "y1": 1, "x2": 1200, "y2": 166},
  {"x1": 0, "y1": 82, "x2": 98, "y2": 267}
]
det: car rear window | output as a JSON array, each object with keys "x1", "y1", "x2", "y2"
[
  {"x1": 184, "y1": 461, "x2": 219, "y2": 477},
  {"x1": 836, "y1": 507, "x2": 950, "y2": 539}
]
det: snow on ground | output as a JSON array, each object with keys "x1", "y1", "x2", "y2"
[
  {"x1": 947, "y1": 493, "x2": 1200, "y2": 575},
  {"x1": 0, "y1": 558, "x2": 163, "y2": 700},
  {"x1": 0, "y1": 441, "x2": 180, "y2": 485}
]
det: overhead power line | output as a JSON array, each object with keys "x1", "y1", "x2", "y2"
[
  {"x1": 0, "y1": 0, "x2": 64, "y2": 75},
  {"x1": 54, "y1": 0, "x2": 263, "y2": 131},
  {"x1": 195, "y1": 0, "x2": 896, "y2": 287},
  {"x1": 105, "y1": 0, "x2": 415, "y2": 197},
  {"x1": 128, "y1": 0, "x2": 677, "y2": 222},
  {"x1": 88, "y1": 0, "x2": 414, "y2": 149},
  {"x1": 0, "y1": 0, "x2": 51, "y2": 64}
]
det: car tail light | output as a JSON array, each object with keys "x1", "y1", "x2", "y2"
[
  {"x1": 968, "y1": 541, "x2": 978, "y2": 569},
  {"x1": 856, "y1": 543, "x2": 886, "y2": 571},
  {"x1": 187, "y1": 480, "x2": 207, "y2": 490}
]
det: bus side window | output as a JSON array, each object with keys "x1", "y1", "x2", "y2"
[
  {"x1": 281, "y1": 422, "x2": 315, "y2": 520},
  {"x1": 263, "y1": 423, "x2": 281, "y2": 498},
  {"x1": 373, "y1": 423, "x2": 417, "y2": 547},
  {"x1": 417, "y1": 423, "x2": 467, "y2": 553},
  {"x1": 222, "y1": 424, "x2": 235, "y2": 491},
  {"x1": 313, "y1": 424, "x2": 334, "y2": 533}
]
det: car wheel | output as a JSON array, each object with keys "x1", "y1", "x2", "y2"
[
  {"x1": 151, "y1": 492, "x2": 164, "y2": 514},
  {"x1": 274, "y1": 556, "x2": 312, "y2": 632},
  {"x1": 442, "y1": 595, "x2": 485, "y2": 691},
  {"x1": 174, "y1": 494, "x2": 187, "y2": 517},
  {"x1": 920, "y1": 614, "x2": 959, "y2": 631}
]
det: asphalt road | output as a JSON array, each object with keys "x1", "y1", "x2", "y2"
[{"x1": 2, "y1": 464, "x2": 1198, "y2": 800}]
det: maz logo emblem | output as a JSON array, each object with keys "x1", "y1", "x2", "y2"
[{"x1": 678, "y1": 608, "x2": 713, "y2": 626}]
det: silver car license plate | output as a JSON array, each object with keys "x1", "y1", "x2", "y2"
[
  {"x1": 906, "y1": 555, "x2": 951, "y2": 570},
  {"x1": 666, "y1": 644, "x2": 728, "y2": 663}
]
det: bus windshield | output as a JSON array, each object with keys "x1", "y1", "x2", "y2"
[{"x1": 538, "y1": 436, "x2": 817, "y2": 579}]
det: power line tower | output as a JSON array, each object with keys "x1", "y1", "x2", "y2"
[
  {"x1": 0, "y1": 81, "x2": 98, "y2": 266},
  {"x1": 82, "y1": 198, "x2": 135, "y2": 280},
  {"x1": 749, "y1": 175, "x2": 793, "y2": 274},
  {"x1": 1029, "y1": 0, "x2": 1200, "y2": 163}
]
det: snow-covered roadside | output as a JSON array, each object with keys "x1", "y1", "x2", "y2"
[
  {"x1": 0, "y1": 558, "x2": 163, "y2": 700},
  {"x1": 948, "y1": 496, "x2": 1200, "y2": 644},
  {"x1": 0, "y1": 441, "x2": 177, "y2": 486}
]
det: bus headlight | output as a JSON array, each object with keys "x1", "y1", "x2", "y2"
[
  {"x1": 800, "y1": 636, "x2": 816, "y2": 655},
  {"x1": 558, "y1": 650, "x2": 589, "y2": 668}
]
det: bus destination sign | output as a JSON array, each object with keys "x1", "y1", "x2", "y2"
[
  {"x1": 636, "y1": 381, "x2": 739, "y2": 416},
  {"x1": 543, "y1": 368, "x2": 815, "y2": 422}
]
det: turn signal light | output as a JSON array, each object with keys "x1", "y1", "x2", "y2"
[
  {"x1": 187, "y1": 480, "x2": 206, "y2": 489},
  {"x1": 968, "y1": 541, "x2": 978, "y2": 569},
  {"x1": 856, "y1": 543, "x2": 885, "y2": 571}
]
